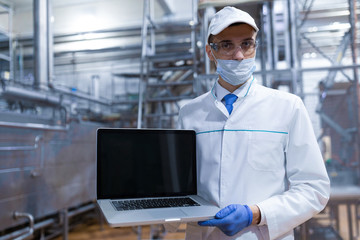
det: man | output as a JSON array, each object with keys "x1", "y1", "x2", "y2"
[{"x1": 177, "y1": 6, "x2": 330, "y2": 240}]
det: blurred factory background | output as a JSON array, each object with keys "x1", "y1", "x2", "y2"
[{"x1": 0, "y1": 0, "x2": 359, "y2": 239}]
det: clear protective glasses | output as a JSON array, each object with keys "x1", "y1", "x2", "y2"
[{"x1": 209, "y1": 39, "x2": 258, "y2": 57}]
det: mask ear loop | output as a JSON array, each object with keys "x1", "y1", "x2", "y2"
[{"x1": 209, "y1": 47, "x2": 218, "y2": 66}]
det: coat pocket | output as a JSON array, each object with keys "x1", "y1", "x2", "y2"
[{"x1": 248, "y1": 131, "x2": 287, "y2": 171}]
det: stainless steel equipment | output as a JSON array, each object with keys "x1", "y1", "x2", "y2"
[{"x1": 0, "y1": 117, "x2": 101, "y2": 239}]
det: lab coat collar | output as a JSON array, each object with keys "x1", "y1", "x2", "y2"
[{"x1": 211, "y1": 75, "x2": 256, "y2": 102}]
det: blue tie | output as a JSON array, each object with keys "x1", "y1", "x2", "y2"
[{"x1": 223, "y1": 94, "x2": 238, "y2": 114}]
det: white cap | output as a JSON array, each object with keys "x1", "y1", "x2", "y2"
[{"x1": 207, "y1": 6, "x2": 259, "y2": 41}]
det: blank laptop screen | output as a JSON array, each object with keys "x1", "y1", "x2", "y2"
[{"x1": 97, "y1": 129, "x2": 197, "y2": 199}]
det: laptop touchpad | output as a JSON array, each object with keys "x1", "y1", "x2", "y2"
[{"x1": 148, "y1": 208, "x2": 187, "y2": 219}]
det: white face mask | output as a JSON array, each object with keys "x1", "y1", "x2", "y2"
[{"x1": 212, "y1": 53, "x2": 256, "y2": 86}]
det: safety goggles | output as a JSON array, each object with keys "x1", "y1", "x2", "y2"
[{"x1": 209, "y1": 39, "x2": 258, "y2": 57}]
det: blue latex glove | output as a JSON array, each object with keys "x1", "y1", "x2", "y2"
[{"x1": 198, "y1": 204, "x2": 253, "y2": 236}]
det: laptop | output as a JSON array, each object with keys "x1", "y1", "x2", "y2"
[{"x1": 96, "y1": 128, "x2": 220, "y2": 227}]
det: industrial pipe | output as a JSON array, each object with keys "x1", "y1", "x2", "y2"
[
  {"x1": 12, "y1": 212, "x2": 34, "y2": 240},
  {"x1": 33, "y1": 0, "x2": 49, "y2": 89},
  {"x1": 53, "y1": 85, "x2": 111, "y2": 106},
  {"x1": 0, "y1": 217, "x2": 55, "y2": 240},
  {"x1": 2, "y1": 85, "x2": 61, "y2": 106},
  {"x1": 0, "y1": 203, "x2": 96, "y2": 240},
  {"x1": 47, "y1": 0, "x2": 54, "y2": 88}
]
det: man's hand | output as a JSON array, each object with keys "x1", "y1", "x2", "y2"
[{"x1": 198, "y1": 204, "x2": 253, "y2": 236}]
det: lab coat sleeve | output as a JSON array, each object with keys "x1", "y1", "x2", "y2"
[{"x1": 256, "y1": 97, "x2": 330, "y2": 239}]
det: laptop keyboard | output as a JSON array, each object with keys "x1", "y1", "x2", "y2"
[{"x1": 112, "y1": 197, "x2": 200, "y2": 211}]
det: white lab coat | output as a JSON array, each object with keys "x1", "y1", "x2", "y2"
[{"x1": 177, "y1": 78, "x2": 330, "y2": 240}]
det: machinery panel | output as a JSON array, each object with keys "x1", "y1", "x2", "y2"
[{"x1": 0, "y1": 121, "x2": 101, "y2": 231}]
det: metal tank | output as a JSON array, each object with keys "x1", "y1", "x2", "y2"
[{"x1": 0, "y1": 114, "x2": 102, "y2": 239}]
